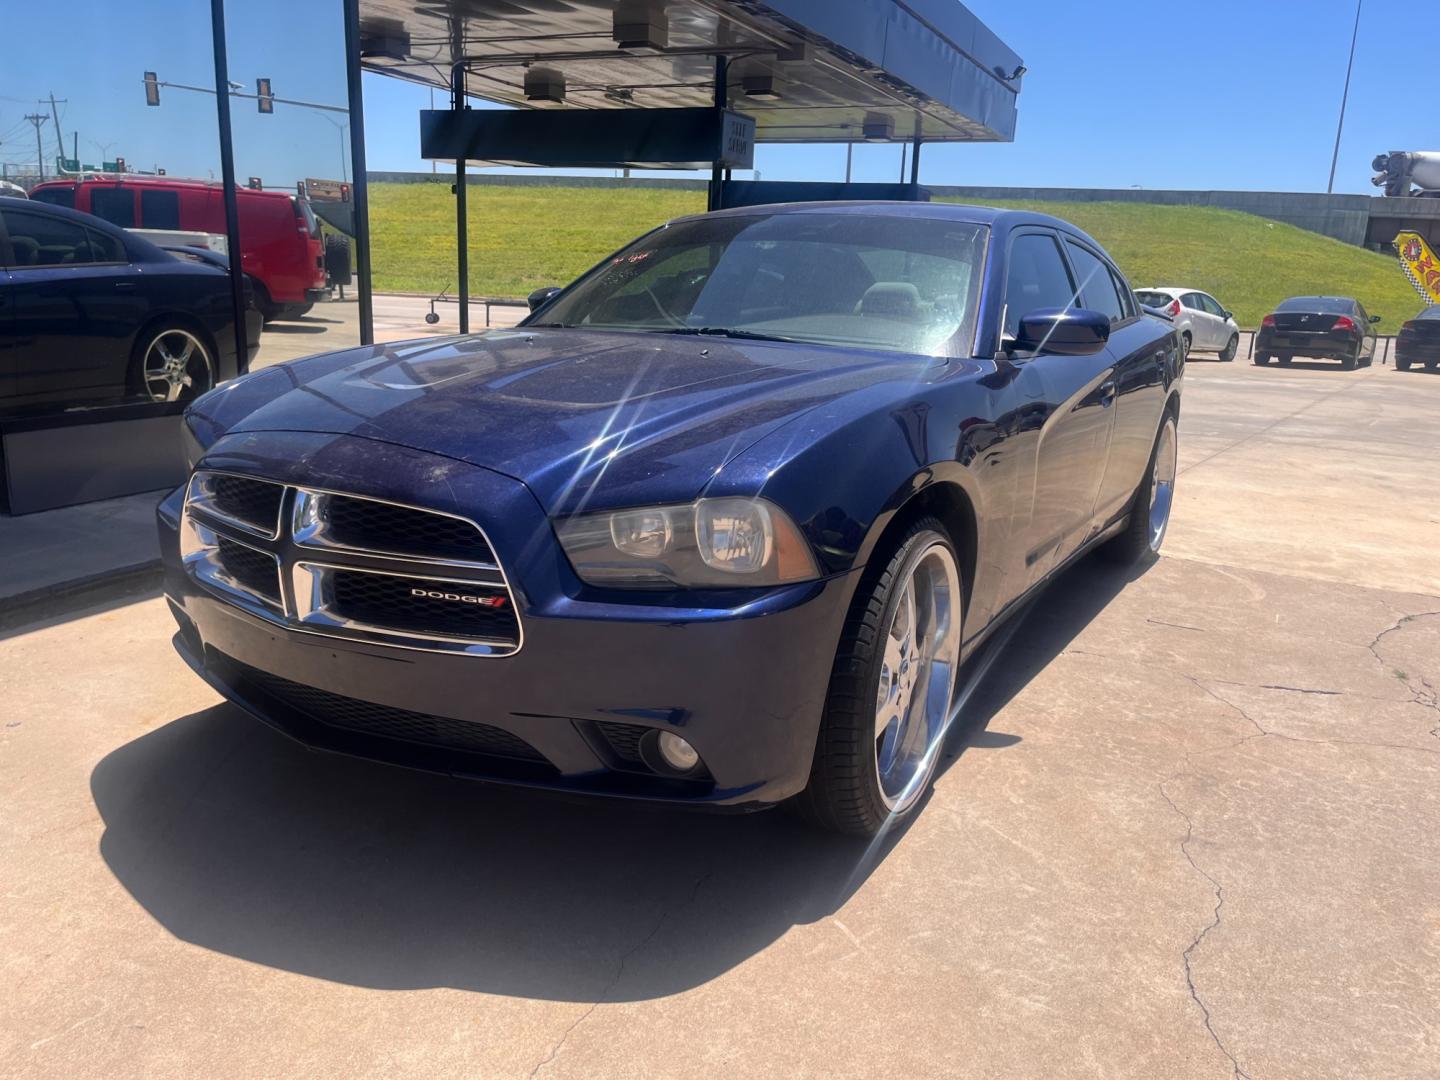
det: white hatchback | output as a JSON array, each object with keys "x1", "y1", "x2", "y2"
[{"x1": 1136, "y1": 287, "x2": 1241, "y2": 361}]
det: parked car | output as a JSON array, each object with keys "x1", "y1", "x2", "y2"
[
  {"x1": 1396, "y1": 304, "x2": 1440, "y2": 371},
  {"x1": 28, "y1": 176, "x2": 326, "y2": 322},
  {"x1": 1255, "y1": 296, "x2": 1380, "y2": 369},
  {"x1": 160, "y1": 203, "x2": 1182, "y2": 837},
  {"x1": 1135, "y1": 287, "x2": 1241, "y2": 361},
  {"x1": 0, "y1": 197, "x2": 260, "y2": 409},
  {"x1": 0, "y1": 180, "x2": 27, "y2": 199}
]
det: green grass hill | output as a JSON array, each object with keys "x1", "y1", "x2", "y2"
[{"x1": 368, "y1": 182, "x2": 1423, "y2": 328}]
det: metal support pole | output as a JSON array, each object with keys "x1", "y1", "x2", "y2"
[
  {"x1": 845, "y1": 142, "x2": 853, "y2": 183},
  {"x1": 707, "y1": 55, "x2": 728, "y2": 212},
  {"x1": 342, "y1": 0, "x2": 373, "y2": 346},
  {"x1": 452, "y1": 64, "x2": 469, "y2": 334},
  {"x1": 910, "y1": 133, "x2": 922, "y2": 198},
  {"x1": 209, "y1": 0, "x2": 250, "y2": 375},
  {"x1": 1327, "y1": 0, "x2": 1362, "y2": 194}
]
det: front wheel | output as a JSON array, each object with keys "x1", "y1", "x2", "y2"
[
  {"x1": 1180, "y1": 332, "x2": 1191, "y2": 362},
  {"x1": 1103, "y1": 412, "x2": 1178, "y2": 566},
  {"x1": 1219, "y1": 334, "x2": 1238, "y2": 362},
  {"x1": 796, "y1": 519, "x2": 964, "y2": 836},
  {"x1": 130, "y1": 324, "x2": 215, "y2": 403}
]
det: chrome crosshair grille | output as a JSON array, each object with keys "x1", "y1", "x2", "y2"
[{"x1": 180, "y1": 471, "x2": 522, "y2": 656}]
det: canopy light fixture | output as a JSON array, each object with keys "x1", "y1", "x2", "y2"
[
  {"x1": 742, "y1": 74, "x2": 781, "y2": 101},
  {"x1": 613, "y1": 0, "x2": 668, "y2": 50},
  {"x1": 358, "y1": 18, "x2": 410, "y2": 61},
  {"x1": 862, "y1": 113, "x2": 895, "y2": 142},
  {"x1": 523, "y1": 67, "x2": 566, "y2": 104}
]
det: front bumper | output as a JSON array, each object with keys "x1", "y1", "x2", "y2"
[{"x1": 158, "y1": 432, "x2": 857, "y2": 809}]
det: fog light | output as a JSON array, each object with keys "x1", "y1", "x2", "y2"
[{"x1": 656, "y1": 731, "x2": 700, "y2": 773}]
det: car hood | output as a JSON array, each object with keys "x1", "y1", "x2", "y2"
[{"x1": 219, "y1": 329, "x2": 942, "y2": 513}]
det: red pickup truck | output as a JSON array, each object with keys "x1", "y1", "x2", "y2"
[{"x1": 29, "y1": 176, "x2": 327, "y2": 321}]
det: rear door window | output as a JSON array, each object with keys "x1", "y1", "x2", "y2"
[
  {"x1": 1065, "y1": 241, "x2": 1126, "y2": 324},
  {"x1": 1180, "y1": 292, "x2": 1204, "y2": 311},
  {"x1": 1003, "y1": 232, "x2": 1078, "y2": 339},
  {"x1": 140, "y1": 189, "x2": 181, "y2": 229},
  {"x1": 90, "y1": 187, "x2": 136, "y2": 228},
  {"x1": 1, "y1": 208, "x2": 105, "y2": 266}
]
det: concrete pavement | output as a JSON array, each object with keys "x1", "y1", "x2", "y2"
[{"x1": 2, "y1": 353, "x2": 1438, "y2": 1078}]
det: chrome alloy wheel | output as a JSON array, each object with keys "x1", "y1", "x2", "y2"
[
  {"x1": 142, "y1": 329, "x2": 212, "y2": 403},
  {"x1": 874, "y1": 541, "x2": 963, "y2": 813},
  {"x1": 1148, "y1": 417, "x2": 1179, "y2": 552}
]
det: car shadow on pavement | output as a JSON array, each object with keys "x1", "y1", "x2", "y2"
[{"x1": 89, "y1": 552, "x2": 1144, "y2": 1002}]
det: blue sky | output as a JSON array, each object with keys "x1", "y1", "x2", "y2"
[{"x1": 1, "y1": 1, "x2": 1432, "y2": 194}]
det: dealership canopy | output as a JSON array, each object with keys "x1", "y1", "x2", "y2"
[{"x1": 357, "y1": 0, "x2": 1023, "y2": 146}]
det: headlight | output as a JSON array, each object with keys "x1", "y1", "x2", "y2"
[{"x1": 555, "y1": 497, "x2": 819, "y2": 588}]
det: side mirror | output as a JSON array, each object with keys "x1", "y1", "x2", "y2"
[
  {"x1": 527, "y1": 285, "x2": 562, "y2": 313},
  {"x1": 1014, "y1": 307, "x2": 1110, "y2": 356},
  {"x1": 1369, "y1": 314, "x2": 1382, "y2": 324},
  {"x1": 1223, "y1": 310, "x2": 1234, "y2": 320}
]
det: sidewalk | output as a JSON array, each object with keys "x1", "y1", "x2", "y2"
[{"x1": 0, "y1": 489, "x2": 165, "y2": 629}]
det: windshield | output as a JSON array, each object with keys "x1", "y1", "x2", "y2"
[{"x1": 531, "y1": 212, "x2": 988, "y2": 357}]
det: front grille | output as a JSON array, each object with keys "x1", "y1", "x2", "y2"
[
  {"x1": 328, "y1": 570, "x2": 518, "y2": 643},
  {"x1": 215, "y1": 536, "x2": 281, "y2": 605},
  {"x1": 237, "y1": 664, "x2": 548, "y2": 762},
  {"x1": 595, "y1": 720, "x2": 649, "y2": 764},
  {"x1": 208, "y1": 475, "x2": 285, "y2": 533},
  {"x1": 182, "y1": 472, "x2": 522, "y2": 656},
  {"x1": 319, "y1": 495, "x2": 495, "y2": 564}
]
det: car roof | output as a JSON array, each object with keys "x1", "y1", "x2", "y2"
[
  {"x1": 670, "y1": 200, "x2": 1109, "y2": 251},
  {"x1": 33, "y1": 176, "x2": 293, "y2": 200}
]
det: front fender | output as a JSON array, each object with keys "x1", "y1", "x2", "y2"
[{"x1": 703, "y1": 372, "x2": 999, "y2": 578}]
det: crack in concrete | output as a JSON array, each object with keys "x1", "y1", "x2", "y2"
[
  {"x1": 1365, "y1": 611, "x2": 1440, "y2": 744},
  {"x1": 1147, "y1": 617, "x2": 1206, "y2": 632},
  {"x1": 1159, "y1": 773, "x2": 1252, "y2": 1080},
  {"x1": 529, "y1": 872, "x2": 712, "y2": 1077}
]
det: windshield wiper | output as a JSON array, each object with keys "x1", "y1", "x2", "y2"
[
  {"x1": 525, "y1": 321, "x2": 574, "y2": 328},
  {"x1": 654, "y1": 326, "x2": 800, "y2": 344}
]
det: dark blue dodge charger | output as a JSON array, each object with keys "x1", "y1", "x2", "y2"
[{"x1": 159, "y1": 203, "x2": 1182, "y2": 836}]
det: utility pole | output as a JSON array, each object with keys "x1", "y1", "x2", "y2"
[
  {"x1": 46, "y1": 94, "x2": 68, "y2": 165},
  {"x1": 25, "y1": 114, "x2": 48, "y2": 180}
]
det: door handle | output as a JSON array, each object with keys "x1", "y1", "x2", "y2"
[
  {"x1": 114, "y1": 281, "x2": 136, "y2": 289},
  {"x1": 1099, "y1": 380, "x2": 1117, "y2": 407}
]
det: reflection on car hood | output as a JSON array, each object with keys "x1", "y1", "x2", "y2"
[{"x1": 221, "y1": 329, "x2": 941, "y2": 513}]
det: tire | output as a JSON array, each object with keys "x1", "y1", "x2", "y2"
[
  {"x1": 795, "y1": 518, "x2": 964, "y2": 837},
  {"x1": 1103, "y1": 411, "x2": 1178, "y2": 566},
  {"x1": 128, "y1": 322, "x2": 215, "y2": 404},
  {"x1": 1218, "y1": 334, "x2": 1238, "y2": 362},
  {"x1": 1180, "y1": 332, "x2": 1191, "y2": 361},
  {"x1": 1254, "y1": 352, "x2": 1271, "y2": 366},
  {"x1": 254, "y1": 282, "x2": 283, "y2": 323},
  {"x1": 282, "y1": 302, "x2": 314, "y2": 320},
  {"x1": 1278, "y1": 355, "x2": 1293, "y2": 366},
  {"x1": 1427, "y1": 359, "x2": 1439, "y2": 372},
  {"x1": 1340, "y1": 347, "x2": 1358, "y2": 371},
  {"x1": 1396, "y1": 355, "x2": 1411, "y2": 371}
]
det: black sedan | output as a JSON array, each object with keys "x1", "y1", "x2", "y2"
[
  {"x1": 0, "y1": 196, "x2": 260, "y2": 411},
  {"x1": 1255, "y1": 295, "x2": 1380, "y2": 369},
  {"x1": 1396, "y1": 305, "x2": 1440, "y2": 372}
]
